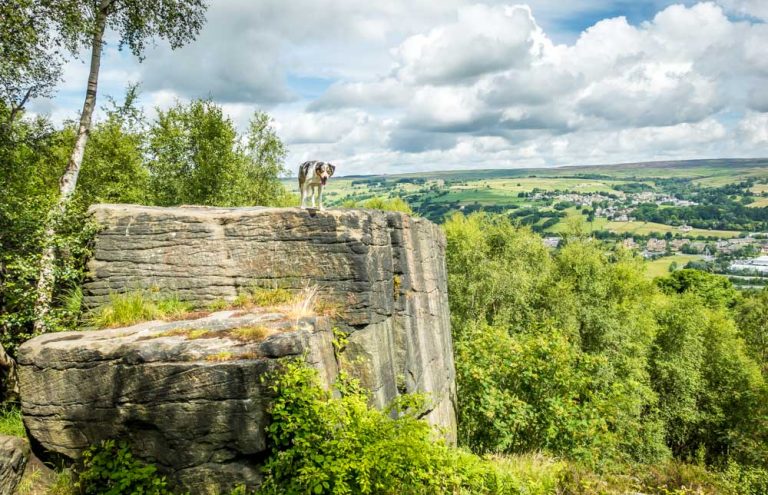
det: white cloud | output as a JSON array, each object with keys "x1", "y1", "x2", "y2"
[
  {"x1": 42, "y1": 1, "x2": 768, "y2": 175},
  {"x1": 394, "y1": 4, "x2": 542, "y2": 84},
  {"x1": 738, "y1": 112, "x2": 768, "y2": 144},
  {"x1": 718, "y1": 0, "x2": 768, "y2": 20}
]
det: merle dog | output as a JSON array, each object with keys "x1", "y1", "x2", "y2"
[{"x1": 298, "y1": 160, "x2": 336, "y2": 209}]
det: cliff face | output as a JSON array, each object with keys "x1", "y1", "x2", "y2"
[{"x1": 18, "y1": 205, "x2": 456, "y2": 492}]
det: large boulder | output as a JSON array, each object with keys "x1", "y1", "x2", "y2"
[
  {"x1": 0, "y1": 436, "x2": 29, "y2": 495},
  {"x1": 18, "y1": 205, "x2": 456, "y2": 493}
]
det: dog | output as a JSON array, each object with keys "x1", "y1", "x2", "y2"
[{"x1": 298, "y1": 160, "x2": 336, "y2": 210}]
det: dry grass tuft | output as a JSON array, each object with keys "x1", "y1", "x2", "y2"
[
  {"x1": 229, "y1": 325, "x2": 273, "y2": 342},
  {"x1": 206, "y1": 351, "x2": 234, "y2": 362}
]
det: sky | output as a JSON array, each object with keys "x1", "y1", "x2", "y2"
[{"x1": 31, "y1": 0, "x2": 768, "y2": 176}]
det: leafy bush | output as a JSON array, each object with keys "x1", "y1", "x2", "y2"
[
  {"x1": 75, "y1": 440, "x2": 171, "y2": 495},
  {"x1": 258, "y1": 359, "x2": 561, "y2": 495}
]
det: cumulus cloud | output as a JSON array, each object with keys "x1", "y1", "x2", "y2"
[{"x1": 44, "y1": 1, "x2": 768, "y2": 175}]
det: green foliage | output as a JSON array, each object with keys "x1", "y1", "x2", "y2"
[
  {"x1": 0, "y1": 93, "x2": 290, "y2": 354},
  {"x1": 346, "y1": 197, "x2": 415, "y2": 215},
  {"x1": 445, "y1": 213, "x2": 667, "y2": 466},
  {"x1": 258, "y1": 359, "x2": 561, "y2": 495},
  {"x1": 88, "y1": 291, "x2": 194, "y2": 328},
  {"x1": 148, "y1": 100, "x2": 289, "y2": 207},
  {"x1": 76, "y1": 86, "x2": 150, "y2": 205},
  {"x1": 75, "y1": 440, "x2": 172, "y2": 495},
  {"x1": 657, "y1": 269, "x2": 739, "y2": 309},
  {"x1": 0, "y1": 0, "x2": 62, "y2": 119},
  {"x1": 734, "y1": 288, "x2": 768, "y2": 368},
  {"x1": 445, "y1": 212, "x2": 768, "y2": 473},
  {"x1": 0, "y1": 405, "x2": 25, "y2": 437}
]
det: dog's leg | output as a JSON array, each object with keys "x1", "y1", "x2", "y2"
[
  {"x1": 300, "y1": 184, "x2": 306, "y2": 209},
  {"x1": 318, "y1": 185, "x2": 325, "y2": 210},
  {"x1": 311, "y1": 185, "x2": 318, "y2": 208}
]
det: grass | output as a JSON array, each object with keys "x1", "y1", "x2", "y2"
[
  {"x1": 88, "y1": 291, "x2": 196, "y2": 329},
  {"x1": 0, "y1": 406, "x2": 25, "y2": 437},
  {"x1": 234, "y1": 285, "x2": 323, "y2": 322},
  {"x1": 747, "y1": 197, "x2": 768, "y2": 208},
  {"x1": 100, "y1": 286, "x2": 338, "y2": 333},
  {"x1": 645, "y1": 255, "x2": 705, "y2": 279},
  {"x1": 345, "y1": 197, "x2": 415, "y2": 214},
  {"x1": 206, "y1": 351, "x2": 234, "y2": 362},
  {"x1": 546, "y1": 213, "x2": 742, "y2": 239},
  {"x1": 159, "y1": 325, "x2": 274, "y2": 342}
]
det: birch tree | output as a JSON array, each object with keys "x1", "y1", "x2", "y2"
[{"x1": 33, "y1": 0, "x2": 208, "y2": 333}]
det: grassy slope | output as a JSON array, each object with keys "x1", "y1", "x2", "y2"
[{"x1": 645, "y1": 255, "x2": 706, "y2": 279}]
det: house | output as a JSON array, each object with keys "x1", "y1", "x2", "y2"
[
  {"x1": 646, "y1": 238, "x2": 667, "y2": 252},
  {"x1": 543, "y1": 237, "x2": 561, "y2": 248},
  {"x1": 670, "y1": 239, "x2": 690, "y2": 252},
  {"x1": 622, "y1": 238, "x2": 638, "y2": 250}
]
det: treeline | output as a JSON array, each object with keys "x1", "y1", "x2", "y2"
[
  {"x1": 0, "y1": 93, "x2": 291, "y2": 354},
  {"x1": 633, "y1": 180, "x2": 768, "y2": 231},
  {"x1": 445, "y1": 213, "x2": 768, "y2": 484},
  {"x1": 634, "y1": 202, "x2": 768, "y2": 231}
]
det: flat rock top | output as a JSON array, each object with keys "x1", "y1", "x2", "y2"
[
  {"x1": 18, "y1": 309, "x2": 322, "y2": 368},
  {"x1": 88, "y1": 203, "x2": 429, "y2": 223}
]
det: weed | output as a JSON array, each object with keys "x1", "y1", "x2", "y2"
[
  {"x1": 206, "y1": 351, "x2": 234, "y2": 362},
  {"x1": 0, "y1": 406, "x2": 25, "y2": 437},
  {"x1": 229, "y1": 326, "x2": 272, "y2": 342},
  {"x1": 88, "y1": 291, "x2": 195, "y2": 329},
  {"x1": 207, "y1": 298, "x2": 231, "y2": 311},
  {"x1": 250, "y1": 287, "x2": 294, "y2": 306}
]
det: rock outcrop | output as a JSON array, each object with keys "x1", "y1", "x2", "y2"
[
  {"x1": 0, "y1": 436, "x2": 29, "y2": 495},
  {"x1": 18, "y1": 205, "x2": 456, "y2": 493}
]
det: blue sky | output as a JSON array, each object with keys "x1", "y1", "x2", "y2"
[{"x1": 35, "y1": 0, "x2": 768, "y2": 175}]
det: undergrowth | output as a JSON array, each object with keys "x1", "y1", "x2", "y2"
[
  {"x1": 88, "y1": 291, "x2": 195, "y2": 328},
  {"x1": 0, "y1": 405, "x2": 25, "y2": 437}
]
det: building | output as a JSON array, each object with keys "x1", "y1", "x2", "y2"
[
  {"x1": 670, "y1": 239, "x2": 690, "y2": 252},
  {"x1": 646, "y1": 238, "x2": 667, "y2": 252},
  {"x1": 622, "y1": 238, "x2": 638, "y2": 250},
  {"x1": 729, "y1": 256, "x2": 768, "y2": 275},
  {"x1": 543, "y1": 237, "x2": 561, "y2": 248}
]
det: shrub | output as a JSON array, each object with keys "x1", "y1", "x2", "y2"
[
  {"x1": 75, "y1": 439, "x2": 172, "y2": 495},
  {"x1": 258, "y1": 359, "x2": 560, "y2": 494}
]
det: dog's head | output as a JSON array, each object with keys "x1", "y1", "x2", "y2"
[{"x1": 315, "y1": 162, "x2": 336, "y2": 185}]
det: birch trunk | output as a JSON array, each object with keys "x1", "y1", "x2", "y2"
[{"x1": 32, "y1": 5, "x2": 109, "y2": 334}]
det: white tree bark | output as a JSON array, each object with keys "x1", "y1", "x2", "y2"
[{"x1": 32, "y1": 4, "x2": 109, "y2": 334}]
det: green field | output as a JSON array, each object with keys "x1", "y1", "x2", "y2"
[
  {"x1": 284, "y1": 159, "x2": 768, "y2": 237},
  {"x1": 645, "y1": 255, "x2": 706, "y2": 279}
]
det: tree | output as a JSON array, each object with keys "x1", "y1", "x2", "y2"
[
  {"x1": 147, "y1": 100, "x2": 288, "y2": 207},
  {"x1": 76, "y1": 86, "x2": 150, "y2": 205},
  {"x1": 0, "y1": 0, "x2": 62, "y2": 130},
  {"x1": 735, "y1": 289, "x2": 768, "y2": 370},
  {"x1": 34, "y1": 0, "x2": 209, "y2": 334}
]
